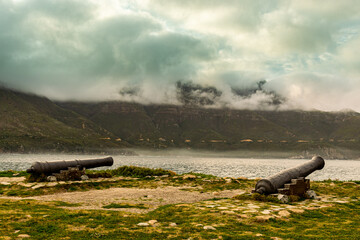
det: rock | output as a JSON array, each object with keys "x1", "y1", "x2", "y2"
[
  {"x1": 239, "y1": 214, "x2": 249, "y2": 218},
  {"x1": 17, "y1": 234, "x2": 30, "y2": 238},
  {"x1": 160, "y1": 175, "x2": 169, "y2": 178},
  {"x1": 18, "y1": 183, "x2": 33, "y2": 187},
  {"x1": 32, "y1": 184, "x2": 46, "y2": 189},
  {"x1": 224, "y1": 178, "x2": 232, "y2": 183},
  {"x1": 196, "y1": 224, "x2": 204, "y2": 227},
  {"x1": 278, "y1": 210, "x2": 291, "y2": 217},
  {"x1": 305, "y1": 207, "x2": 318, "y2": 210},
  {"x1": 183, "y1": 174, "x2": 197, "y2": 180},
  {"x1": 343, "y1": 182, "x2": 356, "y2": 185},
  {"x1": 261, "y1": 210, "x2": 271, "y2": 214},
  {"x1": 290, "y1": 209, "x2": 304, "y2": 213},
  {"x1": 277, "y1": 194, "x2": 289, "y2": 204},
  {"x1": 305, "y1": 190, "x2": 317, "y2": 199},
  {"x1": 271, "y1": 237, "x2": 283, "y2": 240},
  {"x1": 203, "y1": 226, "x2": 216, "y2": 230},
  {"x1": 137, "y1": 222, "x2": 150, "y2": 227},
  {"x1": 0, "y1": 182, "x2": 11, "y2": 185},
  {"x1": 169, "y1": 222, "x2": 177, "y2": 227},
  {"x1": 212, "y1": 192, "x2": 220, "y2": 196},
  {"x1": 247, "y1": 204, "x2": 260, "y2": 209},
  {"x1": 255, "y1": 215, "x2": 272, "y2": 222},
  {"x1": 46, "y1": 176, "x2": 57, "y2": 182},
  {"x1": 46, "y1": 182, "x2": 58, "y2": 187},
  {"x1": 255, "y1": 233, "x2": 263, "y2": 237},
  {"x1": 80, "y1": 175, "x2": 89, "y2": 181},
  {"x1": 237, "y1": 177, "x2": 248, "y2": 180},
  {"x1": 243, "y1": 210, "x2": 257, "y2": 213},
  {"x1": 148, "y1": 220, "x2": 158, "y2": 225}
]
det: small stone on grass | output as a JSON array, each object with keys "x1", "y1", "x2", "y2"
[
  {"x1": 148, "y1": 220, "x2": 158, "y2": 225},
  {"x1": 255, "y1": 215, "x2": 272, "y2": 222},
  {"x1": 137, "y1": 222, "x2": 149, "y2": 227},
  {"x1": 203, "y1": 226, "x2": 216, "y2": 230},
  {"x1": 278, "y1": 210, "x2": 291, "y2": 217},
  {"x1": 17, "y1": 234, "x2": 30, "y2": 238}
]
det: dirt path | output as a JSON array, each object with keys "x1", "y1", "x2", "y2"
[{"x1": 2, "y1": 187, "x2": 244, "y2": 213}]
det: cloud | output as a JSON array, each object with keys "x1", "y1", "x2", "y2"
[
  {"x1": 337, "y1": 35, "x2": 360, "y2": 76},
  {"x1": 0, "y1": 0, "x2": 218, "y2": 102},
  {"x1": 266, "y1": 73, "x2": 360, "y2": 111},
  {"x1": 0, "y1": 0, "x2": 359, "y2": 112}
]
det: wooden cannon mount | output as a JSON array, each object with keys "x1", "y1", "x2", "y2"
[
  {"x1": 26, "y1": 157, "x2": 114, "y2": 181},
  {"x1": 253, "y1": 156, "x2": 325, "y2": 197},
  {"x1": 277, "y1": 177, "x2": 310, "y2": 196}
]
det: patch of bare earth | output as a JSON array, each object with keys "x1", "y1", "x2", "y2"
[{"x1": 21, "y1": 187, "x2": 243, "y2": 213}]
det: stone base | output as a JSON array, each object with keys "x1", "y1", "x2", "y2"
[{"x1": 51, "y1": 167, "x2": 86, "y2": 181}]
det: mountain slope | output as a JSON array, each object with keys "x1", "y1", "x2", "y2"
[
  {"x1": 59, "y1": 101, "x2": 360, "y2": 158},
  {"x1": 0, "y1": 88, "x2": 128, "y2": 152}
]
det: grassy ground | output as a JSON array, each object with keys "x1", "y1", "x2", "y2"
[{"x1": 0, "y1": 168, "x2": 359, "y2": 239}]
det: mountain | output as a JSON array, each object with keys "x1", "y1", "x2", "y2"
[
  {"x1": 58, "y1": 101, "x2": 360, "y2": 159},
  {"x1": 1, "y1": 87, "x2": 360, "y2": 159},
  {"x1": 0, "y1": 87, "x2": 128, "y2": 153}
]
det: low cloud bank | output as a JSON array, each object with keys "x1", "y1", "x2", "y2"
[{"x1": 1, "y1": 0, "x2": 360, "y2": 112}]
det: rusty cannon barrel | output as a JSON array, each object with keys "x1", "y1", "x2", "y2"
[
  {"x1": 26, "y1": 157, "x2": 114, "y2": 174},
  {"x1": 254, "y1": 156, "x2": 325, "y2": 195}
]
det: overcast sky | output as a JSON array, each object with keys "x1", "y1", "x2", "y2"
[{"x1": 1, "y1": 0, "x2": 360, "y2": 111}]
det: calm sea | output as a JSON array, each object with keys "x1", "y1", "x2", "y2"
[{"x1": 0, "y1": 153, "x2": 359, "y2": 181}]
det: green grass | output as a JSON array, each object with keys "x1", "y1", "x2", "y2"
[
  {"x1": 234, "y1": 192, "x2": 282, "y2": 203},
  {"x1": 109, "y1": 165, "x2": 176, "y2": 178},
  {"x1": 85, "y1": 165, "x2": 176, "y2": 179},
  {"x1": 0, "y1": 198, "x2": 359, "y2": 239},
  {"x1": 1, "y1": 169, "x2": 360, "y2": 239},
  {"x1": 0, "y1": 170, "x2": 28, "y2": 177}
]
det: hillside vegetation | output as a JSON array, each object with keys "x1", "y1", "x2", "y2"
[
  {"x1": 0, "y1": 88, "x2": 127, "y2": 152},
  {"x1": 59, "y1": 102, "x2": 360, "y2": 159}
]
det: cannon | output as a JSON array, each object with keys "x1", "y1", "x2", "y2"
[
  {"x1": 254, "y1": 156, "x2": 325, "y2": 195},
  {"x1": 26, "y1": 156, "x2": 114, "y2": 174}
]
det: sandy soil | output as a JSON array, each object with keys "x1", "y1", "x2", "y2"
[
  {"x1": 1, "y1": 186, "x2": 244, "y2": 213},
  {"x1": 0, "y1": 177, "x2": 26, "y2": 183}
]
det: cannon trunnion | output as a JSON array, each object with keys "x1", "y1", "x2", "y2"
[
  {"x1": 26, "y1": 157, "x2": 114, "y2": 174},
  {"x1": 254, "y1": 156, "x2": 325, "y2": 195}
]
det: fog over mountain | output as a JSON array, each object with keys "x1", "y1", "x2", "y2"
[{"x1": 1, "y1": 0, "x2": 360, "y2": 111}]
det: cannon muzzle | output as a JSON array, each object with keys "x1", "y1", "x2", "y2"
[
  {"x1": 26, "y1": 157, "x2": 114, "y2": 174},
  {"x1": 255, "y1": 156, "x2": 325, "y2": 194}
]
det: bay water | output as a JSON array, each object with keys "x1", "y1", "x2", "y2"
[{"x1": 0, "y1": 153, "x2": 359, "y2": 181}]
